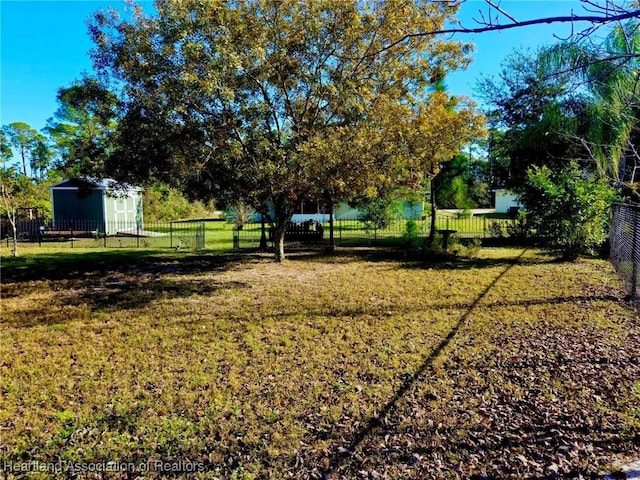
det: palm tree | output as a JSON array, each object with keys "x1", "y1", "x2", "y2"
[{"x1": 543, "y1": 21, "x2": 640, "y2": 191}]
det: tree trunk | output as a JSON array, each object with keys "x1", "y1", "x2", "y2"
[
  {"x1": 327, "y1": 197, "x2": 335, "y2": 253},
  {"x1": 259, "y1": 211, "x2": 268, "y2": 252},
  {"x1": 1, "y1": 190, "x2": 18, "y2": 257},
  {"x1": 274, "y1": 226, "x2": 286, "y2": 262},
  {"x1": 20, "y1": 145, "x2": 27, "y2": 177},
  {"x1": 429, "y1": 187, "x2": 437, "y2": 246},
  {"x1": 271, "y1": 196, "x2": 291, "y2": 261},
  {"x1": 6, "y1": 210, "x2": 18, "y2": 258},
  {"x1": 10, "y1": 222, "x2": 18, "y2": 257}
]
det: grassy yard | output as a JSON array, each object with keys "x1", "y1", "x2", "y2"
[
  {"x1": 1, "y1": 246, "x2": 639, "y2": 479},
  {"x1": 2, "y1": 220, "x2": 236, "y2": 252}
]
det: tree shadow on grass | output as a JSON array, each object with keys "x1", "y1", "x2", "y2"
[
  {"x1": 285, "y1": 247, "x2": 637, "y2": 478},
  {"x1": 332, "y1": 326, "x2": 640, "y2": 479},
  {"x1": 288, "y1": 249, "x2": 528, "y2": 477},
  {"x1": 2, "y1": 250, "x2": 262, "y2": 328},
  {"x1": 283, "y1": 245, "x2": 562, "y2": 271},
  {"x1": 3, "y1": 277, "x2": 252, "y2": 328},
  {"x1": 261, "y1": 294, "x2": 627, "y2": 327},
  {"x1": 2, "y1": 249, "x2": 260, "y2": 283}
]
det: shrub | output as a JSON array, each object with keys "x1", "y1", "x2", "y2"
[
  {"x1": 462, "y1": 237, "x2": 482, "y2": 256},
  {"x1": 225, "y1": 202, "x2": 256, "y2": 230},
  {"x1": 456, "y1": 208, "x2": 472, "y2": 219},
  {"x1": 352, "y1": 196, "x2": 402, "y2": 230},
  {"x1": 402, "y1": 219, "x2": 422, "y2": 250},
  {"x1": 487, "y1": 221, "x2": 505, "y2": 239},
  {"x1": 518, "y1": 162, "x2": 618, "y2": 260},
  {"x1": 143, "y1": 183, "x2": 217, "y2": 221},
  {"x1": 506, "y1": 210, "x2": 531, "y2": 241}
]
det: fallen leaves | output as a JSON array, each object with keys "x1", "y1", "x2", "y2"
[
  {"x1": 297, "y1": 254, "x2": 640, "y2": 479},
  {"x1": 1, "y1": 248, "x2": 639, "y2": 479}
]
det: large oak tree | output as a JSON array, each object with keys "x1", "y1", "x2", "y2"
[{"x1": 90, "y1": 0, "x2": 483, "y2": 260}]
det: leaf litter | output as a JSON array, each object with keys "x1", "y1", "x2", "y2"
[{"x1": 1, "y1": 248, "x2": 639, "y2": 479}]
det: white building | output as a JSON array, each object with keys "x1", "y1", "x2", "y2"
[{"x1": 493, "y1": 189, "x2": 523, "y2": 214}]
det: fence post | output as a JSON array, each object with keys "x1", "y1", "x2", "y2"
[
  {"x1": 233, "y1": 229, "x2": 240, "y2": 249},
  {"x1": 170, "y1": 222, "x2": 173, "y2": 249},
  {"x1": 632, "y1": 213, "x2": 639, "y2": 305}
]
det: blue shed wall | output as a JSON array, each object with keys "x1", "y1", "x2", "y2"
[{"x1": 52, "y1": 190, "x2": 105, "y2": 231}]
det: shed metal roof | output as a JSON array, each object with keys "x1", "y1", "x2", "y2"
[{"x1": 51, "y1": 178, "x2": 142, "y2": 192}]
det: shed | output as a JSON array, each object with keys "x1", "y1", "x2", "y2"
[{"x1": 50, "y1": 178, "x2": 143, "y2": 235}]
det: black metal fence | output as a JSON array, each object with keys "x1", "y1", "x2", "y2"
[
  {"x1": 233, "y1": 215, "x2": 522, "y2": 249},
  {"x1": 1, "y1": 219, "x2": 205, "y2": 250},
  {"x1": 610, "y1": 203, "x2": 640, "y2": 307}
]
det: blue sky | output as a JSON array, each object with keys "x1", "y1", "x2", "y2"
[{"x1": 1, "y1": 0, "x2": 586, "y2": 133}]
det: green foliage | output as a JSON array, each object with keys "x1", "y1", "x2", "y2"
[
  {"x1": 143, "y1": 183, "x2": 216, "y2": 222},
  {"x1": 89, "y1": 0, "x2": 483, "y2": 260},
  {"x1": 0, "y1": 170, "x2": 56, "y2": 257},
  {"x1": 542, "y1": 22, "x2": 640, "y2": 186},
  {"x1": 29, "y1": 138, "x2": 53, "y2": 181},
  {"x1": 487, "y1": 220, "x2": 505, "y2": 239},
  {"x1": 450, "y1": 237, "x2": 482, "y2": 257},
  {"x1": 479, "y1": 47, "x2": 567, "y2": 130},
  {"x1": 506, "y1": 210, "x2": 531, "y2": 240},
  {"x1": 225, "y1": 202, "x2": 256, "y2": 230},
  {"x1": 0, "y1": 130, "x2": 12, "y2": 168},
  {"x1": 352, "y1": 196, "x2": 402, "y2": 230},
  {"x1": 2, "y1": 122, "x2": 51, "y2": 178},
  {"x1": 479, "y1": 49, "x2": 591, "y2": 189},
  {"x1": 45, "y1": 77, "x2": 119, "y2": 178},
  {"x1": 434, "y1": 154, "x2": 477, "y2": 209},
  {"x1": 469, "y1": 180, "x2": 490, "y2": 208},
  {"x1": 402, "y1": 219, "x2": 422, "y2": 250},
  {"x1": 485, "y1": 23, "x2": 640, "y2": 194},
  {"x1": 0, "y1": 170, "x2": 55, "y2": 219},
  {"x1": 519, "y1": 162, "x2": 618, "y2": 259},
  {"x1": 486, "y1": 129, "x2": 513, "y2": 189},
  {"x1": 450, "y1": 177, "x2": 475, "y2": 210}
]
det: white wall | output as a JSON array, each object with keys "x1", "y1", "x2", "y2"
[
  {"x1": 494, "y1": 190, "x2": 523, "y2": 213},
  {"x1": 290, "y1": 213, "x2": 331, "y2": 223}
]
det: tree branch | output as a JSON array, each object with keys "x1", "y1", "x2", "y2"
[
  {"x1": 485, "y1": 0, "x2": 519, "y2": 24},
  {"x1": 380, "y1": 9, "x2": 640, "y2": 53}
]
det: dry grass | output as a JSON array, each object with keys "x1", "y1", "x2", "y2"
[{"x1": 1, "y1": 246, "x2": 639, "y2": 479}]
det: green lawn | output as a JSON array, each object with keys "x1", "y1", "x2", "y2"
[
  {"x1": 233, "y1": 217, "x2": 518, "y2": 250},
  {"x1": 5, "y1": 217, "x2": 515, "y2": 254},
  {"x1": 1, "y1": 247, "x2": 639, "y2": 478},
  {"x1": 2, "y1": 220, "x2": 237, "y2": 252},
  {"x1": 202, "y1": 220, "x2": 235, "y2": 251}
]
